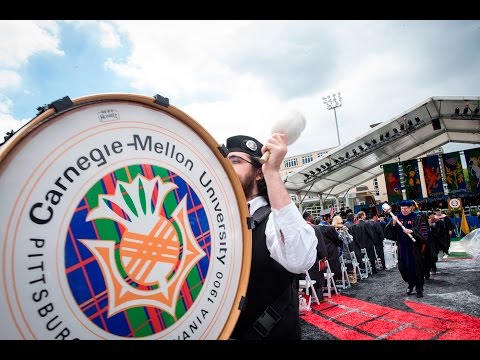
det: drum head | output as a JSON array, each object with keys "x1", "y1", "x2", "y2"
[{"x1": 0, "y1": 93, "x2": 251, "y2": 339}]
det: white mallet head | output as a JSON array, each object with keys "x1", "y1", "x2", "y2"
[
  {"x1": 259, "y1": 110, "x2": 306, "y2": 163},
  {"x1": 271, "y1": 109, "x2": 306, "y2": 145},
  {"x1": 382, "y1": 203, "x2": 392, "y2": 213}
]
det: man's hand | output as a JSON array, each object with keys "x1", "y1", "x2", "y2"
[
  {"x1": 261, "y1": 133, "x2": 287, "y2": 173},
  {"x1": 261, "y1": 133, "x2": 290, "y2": 210}
]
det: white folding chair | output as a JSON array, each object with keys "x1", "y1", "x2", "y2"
[
  {"x1": 373, "y1": 246, "x2": 383, "y2": 271},
  {"x1": 392, "y1": 242, "x2": 398, "y2": 265},
  {"x1": 337, "y1": 255, "x2": 351, "y2": 290},
  {"x1": 360, "y1": 248, "x2": 373, "y2": 277},
  {"x1": 319, "y1": 257, "x2": 338, "y2": 298},
  {"x1": 349, "y1": 251, "x2": 365, "y2": 280},
  {"x1": 299, "y1": 270, "x2": 320, "y2": 305},
  {"x1": 383, "y1": 239, "x2": 398, "y2": 269}
]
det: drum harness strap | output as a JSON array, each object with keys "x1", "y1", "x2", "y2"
[
  {"x1": 250, "y1": 280, "x2": 294, "y2": 339},
  {"x1": 245, "y1": 205, "x2": 295, "y2": 339}
]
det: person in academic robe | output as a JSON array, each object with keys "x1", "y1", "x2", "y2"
[{"x1": 384, "y1": 200, "x2": 427, "y2": 298}]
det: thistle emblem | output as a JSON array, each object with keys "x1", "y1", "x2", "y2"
[{"x1": 79, "y1": 174, "x2": 206, "y2": 317}]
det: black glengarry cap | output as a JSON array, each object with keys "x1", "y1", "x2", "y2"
[{"x1": 225, "y1": 135, "x2": 263, "y2": 158}]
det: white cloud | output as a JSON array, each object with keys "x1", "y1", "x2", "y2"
[
  {"x1": 181, "y1": 74, "x2": 285, "y2": 146},
  {"x1": 0, "y1": 96, "x2": 29, "y2": 141},
  {"x1": 0, "y1": 21, "x2": 64, "y2": 144},
  {"x1": 107, "y1": 20, "x2": 250, "y2": 99},
  {"x1": 0, "y1": 70, "x2": 21, "y2": 90},
  {"x1": 0, "y1": 20, "x2": 64, "y2": 69},
  {"x1": 98, "y1": 21, "x2": 121, "y2": 49}
]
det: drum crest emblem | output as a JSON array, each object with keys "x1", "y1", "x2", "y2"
[{"x1": 80, "y1": 174, "x2": 206, "y2": 317}]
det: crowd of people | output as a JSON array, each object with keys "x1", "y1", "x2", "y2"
[
  {"x1": 302, "y1": 208, "x2": 384, "y2": 302},
  {"x1": 302, "y1": 200, "x2": 455, "y2": 301}
]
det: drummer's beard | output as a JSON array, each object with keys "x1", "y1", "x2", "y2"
[{"x1": 241, "y1": 169, "x2": 258, "y2": 201}]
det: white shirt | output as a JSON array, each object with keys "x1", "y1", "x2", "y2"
[{"x1": 248, "y1": 197, "x2": 318, "y2": 274}]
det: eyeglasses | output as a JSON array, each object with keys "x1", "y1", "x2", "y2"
[{"x1": 227, "y1": 154, "x2": 256, "y2": 166}]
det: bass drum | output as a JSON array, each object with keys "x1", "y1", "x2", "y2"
[{"x1": 0, "y1": 93, "x2": 251, "y2": 340}]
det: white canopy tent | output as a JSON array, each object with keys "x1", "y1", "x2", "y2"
[{"x1": 284, "y1": 96, "x2": 480, "y2": 203}]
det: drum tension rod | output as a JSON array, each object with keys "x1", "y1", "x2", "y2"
[
  {"x1": 1, "y1": 96, "x2": 75, "y2": 147},
  {"x1": 154, "y1": 94, "x2": 169, "y2": 107},
  {"x1": 36, "y1": 96, "x2": 74, "y2": 115},
  {"x1": 0, "y1": 130, "x2": 15, "y2": 146},
  {"x1": 218, "y1": 144, "x2": 229, "y2": 158}
]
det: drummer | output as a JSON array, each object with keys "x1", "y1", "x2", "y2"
[{"x1": 225, "y1": 133, "x2": 318, "y2": 340}]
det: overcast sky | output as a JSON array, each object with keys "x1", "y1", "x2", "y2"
[{"x1": 1, "y1": 20, "x2": 479, "y2": 155}]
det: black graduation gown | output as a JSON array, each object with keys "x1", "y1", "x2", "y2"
[
  {"x1": 317, "y1": 225, "x2": 342, "y2": 280},
  {"x1": 384, "y1": 212, "x2": 426, "y2": 292},
  {"x1": 438, "y1": 216, "x2": 454, "y2": 253},
  {"x1": 307, "y1": 225, "x2": 328, "y2": 295},
  {"x1": 423, "y1": 220, "x2": 440, "y2": 275},
  {"x1": 352, "y1": 220, "x2": 376, "y2": 270},
  {"x1": 345, "y1": 221, "x2": 362, "y2": 264},
  {"x1": 434, "y1": 219, "x2": 448, "y2": 253},
  {"x1": 369, "y1": 220, "x2": 385, "y2": 268}
]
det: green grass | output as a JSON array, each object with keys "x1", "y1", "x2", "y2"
[
  {"x1": 447, "y1": 252, "x2": 471, "y2": 259},
  {"x1": 448, "y1": 237, "x2": 471, "y2": 258}
]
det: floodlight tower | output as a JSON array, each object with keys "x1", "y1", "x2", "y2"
[{"x1": 323, "y1": 92, "x2": 343, "y2": 146}]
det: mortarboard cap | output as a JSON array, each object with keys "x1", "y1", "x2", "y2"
[{"x1": 398, "y1": 199, "x2": 414, "y2": 207}]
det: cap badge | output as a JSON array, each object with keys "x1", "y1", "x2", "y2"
[{"x1": 245, "y1": 140, "x2": 258, "y2": 152}]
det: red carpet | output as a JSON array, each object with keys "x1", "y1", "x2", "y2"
[{"x1": 301, "y1": 294, "x2": 480, "y2": 340}]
